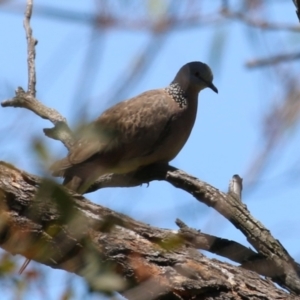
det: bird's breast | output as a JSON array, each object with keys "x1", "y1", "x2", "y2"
[
  {"x1": 158, "y1": 101, "x2": 198, "y2": 160},
  {"x1": 115, "y1": 98, "x2": 198, "y2": 172}
]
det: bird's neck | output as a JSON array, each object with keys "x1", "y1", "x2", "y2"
[
  {"x1": 165, "y1": 82, "x2": 188, "y2": 108},
  {"x1": 165, "y1": 82, "x2": 198, "y2": 108}
]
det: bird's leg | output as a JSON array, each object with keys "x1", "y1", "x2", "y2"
[{"x1": 63, "y1": 176, "x2": 83, "y2": 193}]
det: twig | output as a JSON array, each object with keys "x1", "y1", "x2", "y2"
[
  {"x1": 1, "y1": 0, "x2": 74, "y2": 149},
  {"x1": 228, "y1": 174, "x2": 243, "y2": 201},
  {"x1": 1, "y1": 88, "x2": 74, "y2": 150},
  {"x1": 23, "y1": 0, "x2": 37, "y2": 97}
]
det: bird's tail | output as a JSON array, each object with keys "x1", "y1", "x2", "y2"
[{"x1": 51, "y1": 159, "x2": 107, "y2": 194}]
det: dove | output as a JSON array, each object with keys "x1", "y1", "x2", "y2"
[
  {"x1": 19, "y1": 61, "x2": 218, "y2": 275},
  {"x1": 51, "y1": 61, "x2": 218, "y2": 193}
]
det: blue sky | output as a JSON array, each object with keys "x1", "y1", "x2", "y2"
[{"x1": 1, "y1": 0, "x2": 300, "y2": 299}]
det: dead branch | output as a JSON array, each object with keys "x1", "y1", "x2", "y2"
[
  {"x1": 23, "y1": 0, "x2": 36, "y2": 96},
  {"x1": 1, "y1": 0, "x2": 73, "y2": 150},
  {"x1": 175, "y1": 218, "x2": 259, "y2": 265},
  {"x1": 86, "y1": 164, "x2": 300, "y2": 293},
  {"x1": 0, "y1": 161, "x2": 298, "y2": 300},
  {"x1": 1, "y1": 88, "x2": 73, "y2": 149}
]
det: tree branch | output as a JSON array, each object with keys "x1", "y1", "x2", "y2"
[
  {"x1": 1, "y1": 160, "x2": 300, "y2": 294},
  {"x1": 23, "y1": 0, "x2": 36, "y2": 96},
  {"x1": 84, "y1": 164, "x2": 300, "y2": 293},
  {"x1": 0, "y1": 161, "x2": 297, "y2": 299},
  {"x1": 0, "y1": 0, "x2": 74, "y2": 149},
  {"x1": 175, "y1": 218, "x2": 260, "y2": 265}
]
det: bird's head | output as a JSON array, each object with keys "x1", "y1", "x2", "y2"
[{"x1": 173, "y1": 61, "x2": 218, "y2": 94}]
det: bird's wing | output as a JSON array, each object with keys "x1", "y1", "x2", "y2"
[
  {"x1": 66, "y1": 124, "x2": 116, "y2": 165},
  {"x1": 66, "y1": 89, "x2": 176, "y2": 166}
]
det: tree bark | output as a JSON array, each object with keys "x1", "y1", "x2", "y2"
[{"x1": 0, "y1": 161, "x2": 297, "y2": 300}]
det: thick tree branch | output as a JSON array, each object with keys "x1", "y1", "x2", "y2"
[
  {"x1": 1, "y1": 161, "x2": 300, "y2": 295},
  {"x1": 0, "y1": 161, "x2": 298, "y2": 300},
  {"x1": 84, "y1": 164, "x2": 300, "y2": 293}
]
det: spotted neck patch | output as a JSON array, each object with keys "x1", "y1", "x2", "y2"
[{"x1": 165, "y1": 82, "x2": 187, "y2": 108}]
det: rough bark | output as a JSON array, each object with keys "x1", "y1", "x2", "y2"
[{"x1": 0, "y1": 161, "x2": 298, "y2": 300}]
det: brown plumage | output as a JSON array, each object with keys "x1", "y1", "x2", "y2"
[{"x1": 51, "y1": 61, "x2": 218, "y2": 193}]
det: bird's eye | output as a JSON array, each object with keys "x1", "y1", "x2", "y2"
[{"x1": 195, "y1": 71, "x2": 200, "y2": 77}]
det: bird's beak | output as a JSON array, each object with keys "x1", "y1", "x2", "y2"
[{"x1": 208, "y1": 82, "x2": 218, "y2": 94}]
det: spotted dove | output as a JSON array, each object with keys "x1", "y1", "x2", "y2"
[{"x1": 51, "y1": 61, "x2": 218, "y2": 193}]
